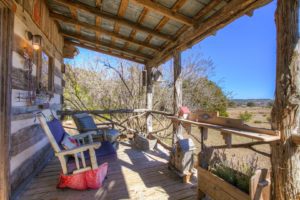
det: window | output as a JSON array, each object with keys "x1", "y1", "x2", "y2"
[{"x1": 38, "y1": 51, "x2": 54, "y2": 93}]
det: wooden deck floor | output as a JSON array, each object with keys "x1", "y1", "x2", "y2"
[{"x1": 18, "y1": 142, "x2": 197, "y2": 200}]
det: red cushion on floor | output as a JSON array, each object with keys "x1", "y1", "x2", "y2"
[
  {"x1": 57, "y1": 172, "x2": 87, "y2": 190},
  {"x1": 86, "y1": 162, "x2": 108, "y2": 189},
  {"x1": 57, "y1": 162, "x2": 108, "y2": 190}
]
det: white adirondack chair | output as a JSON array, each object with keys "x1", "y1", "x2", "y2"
[{"x1": 37, "y1": 113, "x2": 101, "y2": 175}]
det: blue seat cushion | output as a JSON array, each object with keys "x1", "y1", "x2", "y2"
[
  {"x1": 103, "y1": 129, "x2": 121, "y2": 143},
  {"x1": 83, "y1": 141, "x2": 116, "y2": 159},
  {"x1": 73, "y1": 113, "x2": 97, "y2": 132}
]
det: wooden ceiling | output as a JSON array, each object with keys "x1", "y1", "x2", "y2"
[{"x1": 47, "y1": 0, "x2": 273, "y2": 66}]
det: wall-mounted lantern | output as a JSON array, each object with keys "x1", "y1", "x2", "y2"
[
  {"x1": 26, "y1": 31, "x2": 42, "y2": 50},
  {"x1": 152, "y1": 69, "x2": 164, "y2": 83},
  {"x1": 73, "y1": 47, "x2": 79, "y2": 57}
]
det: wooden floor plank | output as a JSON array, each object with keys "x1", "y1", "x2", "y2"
[{"x1": 18, "y1": 142, "x2": 197, "y2": 200}]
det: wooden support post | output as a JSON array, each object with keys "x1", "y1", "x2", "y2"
[
  {"x1": 172, "y1": 50, "x2": 183, "y2": 146},
  {"x1": 0, "y1": 4, "x2": 14, "y2": 200},
  {"x1": 221, "y1": 132, "x2": 232, "y2": 148},
  {"x1": 200, "y1": 127, "x2": 208, "y2": 151},
  {"x1": 270, "y1": 0, "x2": 300, "y2": 199},
  {"x1": 146, "y1": 65, "x2": 153, "y2": 134}
]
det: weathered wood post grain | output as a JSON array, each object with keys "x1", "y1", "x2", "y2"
[
  {"x1": 0, "y1": 2, "x2": 14, "y2": 199},
  {"x1": 271, "y1": 0, "x2": 300, "y2": 199},
  {"x1": 172, "y1": 50, "x2": 183, "y2": 145},
  {"x1": 146, "y1": 65, "x2": 153, "y2": 134}
]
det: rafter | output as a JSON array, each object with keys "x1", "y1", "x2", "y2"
[
  {"x1": 95, "y1": 0, "x2": 102, "y2": 8},
  {"x1": 147, "y1": 0, "x2": 272, "y2": 67},
  {"x1": 112, "y1": 0, "x2": 129, "y2": 45},
  {"x1": 194, "y1": 0, "x2": 222, "y2": 20},
  {"x1": 95, "y1": 16, "x2": 101, "y2": 40},
  {"x1": 136, "y1": 0, "x2": 188, "y2": 52},
  {"x1": 50, "y1": 12, "x2": 160, "y2": 51},
  {"x1": 172, "y1": 0, "x2": 188, "y2": 12},
  {"x1": 130, "y1": 0, "x2": 194, "y2": 26},
  {"x1": 53, "y1": 0, "x2": 172, "y2": 41},
  {"x1": 62, "y1": 32, "x2": 152, "y2": 60},
  {"x1": 124, "y1": 7, "x2": 148, "y2": 49},
  {"x1": 65, "y1": 40, "x2": 146, "y2": 64}
]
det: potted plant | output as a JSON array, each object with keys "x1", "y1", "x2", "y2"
[{"x1": 198, "y1": 150, "x2": 270, "y2": 200}]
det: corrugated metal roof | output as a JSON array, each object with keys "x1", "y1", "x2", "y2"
[{"x1": 45, "y1": 0, "x2": 268, "y2": 64}]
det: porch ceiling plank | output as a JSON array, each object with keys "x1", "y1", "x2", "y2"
[
  {"x1": 62, "y1": 32, "x2": 152, "y2": 60},
  {"x1": 129, "y1": 0, "x2": 194, "y2": 26},
  {"x1": 147, "y1": 0, "x2": 273, "y2": 67},
  {"x1": 65, "y1": 40, "x2": 146, "y2": 64},
  {"x1": 50, "y1": 12, "x2": 160, "y2": 51},
  {"x1": 52, "y1": 0, "x2": 173, "y2": 41}
]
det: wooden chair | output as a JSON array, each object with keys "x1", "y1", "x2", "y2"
[
  {"x1": 72, "y1": 113, "x2": 121, "y2": 149},
  {"x1": 37, "y1": 113, "x2": 101, "y2": 175}
]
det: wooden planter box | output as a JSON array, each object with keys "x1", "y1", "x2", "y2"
[{"x1": 198, "y1": 167, "x2": 270, "y2": 200}]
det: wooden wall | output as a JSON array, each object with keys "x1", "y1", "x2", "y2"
[{"x1": 10, "y1": 1, "x2": 64, "y2": 197}]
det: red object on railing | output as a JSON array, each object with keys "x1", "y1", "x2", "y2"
[
  {"x1": 178, "y1": 106, "x2": 190, "y2": 118},
  {"x1": 57, "y1": 162, "x2": 108, "y2": 190}
]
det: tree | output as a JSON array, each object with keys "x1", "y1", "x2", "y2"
[{"x1": 271, "y1": 0, "x2": 300, "y2": 199}]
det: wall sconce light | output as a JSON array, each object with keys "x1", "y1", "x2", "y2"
[{"x1": 26, "y1": 31, "x2": 42, "y2": 50}]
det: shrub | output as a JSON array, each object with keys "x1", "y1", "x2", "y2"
[
  {"x1": 239, "y1": 111, "x2": 252, "y2": 122},
  {"x1": 228, "y1": 101, "x2": 236, "y2": 108},
  {"x1": 254, "y1": 120, "x2": 262, "y2": 124},
  {"x1": 246, "y1": 102, "x2": 256, "y2": 107},
  {"x1": 208, "y1": 150, "x2": 258, "y2": 194}
]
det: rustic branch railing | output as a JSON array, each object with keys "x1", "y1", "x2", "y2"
[{"x1": 59, "y1": 109, "x2": 174, "y2": 150}]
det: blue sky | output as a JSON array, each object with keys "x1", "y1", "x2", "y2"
[{"x1": 67, "y1": 1, "x2": 277, "y2": 99}]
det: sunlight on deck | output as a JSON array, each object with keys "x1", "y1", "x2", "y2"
[{"x1": 19, "y1": 142, "x2": 197, "y2": 200}]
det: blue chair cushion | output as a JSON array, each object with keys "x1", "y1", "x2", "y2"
[
  {"x1": 73, "y1": 113, "x2": 97, "y2": 132},
  {"x1": 47, "y1": 118, "x2": 66, "y2": 149},
  {"x1": 103, "y1": 129, "x2": 121, "y2": 143},
  {"x1": 83, "y1": 141, "x2": 116, "y2": 159}
]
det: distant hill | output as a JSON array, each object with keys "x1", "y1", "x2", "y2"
[{"x1": 230, "y1": 99, "x2": 274, "y2": 107}]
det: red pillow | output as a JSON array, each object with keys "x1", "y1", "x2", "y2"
[{"x1": 57, "y1": 162, "x2": 108, "y2": 190}]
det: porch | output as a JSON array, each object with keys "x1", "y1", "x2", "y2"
[
  {"x1": 0, "y1": 0, "x2": 299, "y2": 199},
  {"x1": 18, "y1": 142, "x2": 197, "y2": 200}
]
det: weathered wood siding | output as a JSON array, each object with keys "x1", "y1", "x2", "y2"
[{"x1": 10, "y1": 1, "x2": 64, "y2": 197}]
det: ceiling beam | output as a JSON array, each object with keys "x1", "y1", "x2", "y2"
[
  {"x1": 130, "y1": 0, "x2": 194, "y2": 26},
  {"x1": 147, "y1": 0, "x2": 272, "y2": 67},
  {"x1": 50, "y1": 12, "x2": 160, "y2": 51},
  {"x1": 65, "y1": 40, "x2": 146, "y2": 64},
  {"x1": 62, "y1": 32, "x2": 152, "y2": 61},
  {"x1": 53, "y1": 0, "x2": 172, "y2": 41}
]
